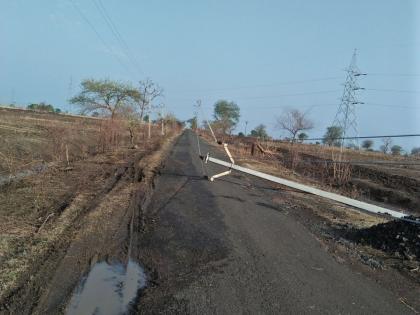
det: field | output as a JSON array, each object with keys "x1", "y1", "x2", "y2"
[
  {"x1": 0, "y1": 107, "x2": 181, "y2": 308},
  {"x1": 1, "y1": 110, "x2": 419, "y2": 313},
  {"x1": 207, "y1": 132, "x2": 420, "y2": 216}
]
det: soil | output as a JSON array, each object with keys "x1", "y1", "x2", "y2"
[{"x1": 0, "y1": 132, "x2": 179, "y2": 314}]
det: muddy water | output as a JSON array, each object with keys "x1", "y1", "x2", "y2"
[{"x1": 66, "y1": 259, "x2": 146, "y2": 315}]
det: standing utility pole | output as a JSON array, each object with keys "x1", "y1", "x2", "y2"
[
  {"x1": 148, "y1": 112, "x2": 151, "y2": 139},
  {"x1": 159, "y1": 104, "x2": 165, "y2": 136},
  {"x1": 244, "y1": 121, "x2": 249, "y2": 136},
  {"x1": 332, "y1": 49, "x2": 366, "y2": 149}
]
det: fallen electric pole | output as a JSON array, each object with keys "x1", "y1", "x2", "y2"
[{"x1": 202, "y1": 149, "x2": 409, "y2": 220}]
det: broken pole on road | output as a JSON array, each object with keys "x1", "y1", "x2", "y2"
[{"x1": 202, "y1": 148, "x2": 411, "y2": 221}]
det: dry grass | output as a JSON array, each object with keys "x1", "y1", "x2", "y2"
[
  {"x1": 0, "y1": 108, "x2": 167, "y2": 176},
  {"x1": 0, "y1": 107, "x2": 182, "y2": 299}
]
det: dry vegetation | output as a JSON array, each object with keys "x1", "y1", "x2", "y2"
[
  {"x1": 0, "y1": 107, "x2": 182, "y2": 300},
  {"x1": 199, "y1": 129, "x2": 420, "y2": 215}
]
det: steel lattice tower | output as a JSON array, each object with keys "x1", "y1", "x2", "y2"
[{"x1": 332, "y1": 49, "x2": 366, "y2": 149}]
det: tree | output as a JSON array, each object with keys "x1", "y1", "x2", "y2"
[
  {"x1": 250, "y1": 124, "x2": 269, "y2": 140},
  {"x1": 187, "y1": 117, "x2": 198, "y2": 130},
  {"x1": 411, "y1": 147, "x2": 420, "y2": 156},
  {"x1": 70, "y1": 79, "x2": 139, "y2": 119},
  {"x1": 27, "y1": 102, "x2": 57, "y2": 112},
  {"x1": 380, "y1": 137, "x2": 392, "y2": 154},
  {"x1": 238, "y1": 132, "x2": 245, "y2": 137},
  {"x1": 135, "y1": 78, "x2": 163, "y2": 120},
  {"x1": 361, "y1": 139, "x2": 374, "y2": 150},
  {"x1": 276, "y1": 109, "x2": 313, "y2": 142},
  {"x1": 323, "y1": 126, "x2": 343, "y2": 147},
  {"x1": 297, "y1": 132, "x2": 308, "y2": 142},
  {"x1": 213, "y1": 100, "x2": 240, "y2": 134},
  {"x1": 391, "y1": 145, "x2": 402, "y2": 155}
]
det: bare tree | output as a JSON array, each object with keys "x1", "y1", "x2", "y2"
[
  {"x1": 136, "y1": 78, "x2": 163, "y2": 120},
  {"x1": 380, "y1": 137, "x2": 392, "y2": 154},
  {"x1": 276, "y1": 109, "x2": 314, "y2": 142}
]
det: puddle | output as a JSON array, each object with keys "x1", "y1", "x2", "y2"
[{"x1": 66, "y1": 259, "x2": 147, "y2": 315}]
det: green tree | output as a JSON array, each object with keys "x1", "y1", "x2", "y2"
[
  {"x1": 323, "y1": 126, "x2": 343, "y2": 147},
  {"x1": 213, "y1": 100, "x2": 240, "y2": 134},
  {"x1": 70, "y1": 79, "x2": 139, "y2": 119},
  {"x1": 361, "y1": 139, "x2": 374, "y2": 150},
  {"x1": 250, "y1": 124, "x2": 269, "y2": 140},
  {"x1": 391, "y1": 145, "x2": 402, "y2": 155},
  {"x1": 411, "y1": 147, "x2": 420, "y2": 156},
  {"x1": 297, "y1": 132, "x2": 308, "y2": 142},
  {"x1": 27, "y1": 102, "x2": 56, "y2": 112},
  {"x1": 187, "y1": 117, "x2": 198, "y2": 130}
]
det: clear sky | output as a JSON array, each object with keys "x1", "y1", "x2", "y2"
[{"x1": 1, "y1": 0, "x2": 419, "y2": 150}]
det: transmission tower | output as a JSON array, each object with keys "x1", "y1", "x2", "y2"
[{"x1": 332, "y1": 49, "x2": 366, "y2": 149}]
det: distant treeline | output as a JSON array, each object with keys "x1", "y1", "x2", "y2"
[
  {"x1": 0, "y1": 102, "x2": 62, "y2": 113},
  {"x1": 27, "y1": 102, "x2": 61, "y2": 113}
]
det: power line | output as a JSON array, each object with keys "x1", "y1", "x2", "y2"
[
  {"x1": 362, "y1": 102, "x2": 419, "y2": 110},
  {"x1": 298, "y1": 134, "x2": 420, "y2": 142},
  {"x1": 367, "y1": 73, "x2": 420, "y2": 77},
  {"x1": 297, "y1": 159, "x2": 420, "y2": 166},
  {"x1": 366, "y1": 88, "x2": 420, "y2": 94},
  {"x1": 91, "y1": 0, "x2": 142, "y2": 76},
  {"x1": 69, "y1": 0, "x2": 136, "y2": 78}
]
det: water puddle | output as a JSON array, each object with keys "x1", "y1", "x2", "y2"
[{"x1": 66, "y1": 259, "x2": 147, "y2": 315}]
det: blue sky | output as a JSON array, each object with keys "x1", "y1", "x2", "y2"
[{"x1": 1, "y1": 0, "x2": 419, "y2": 150}]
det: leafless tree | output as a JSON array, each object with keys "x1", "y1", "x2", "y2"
[
  {"x1": 276, "y1": 109, "x2": 314, "y2": 142},
  {"x1": 136, "y1": 78, "x2": 163, "y2": 120},
  {"x1": 380, "y1": 137, "x2": 392, "y2": 154}
]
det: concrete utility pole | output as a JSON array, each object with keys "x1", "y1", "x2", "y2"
[
  {"x1": 158, "y1": 104, "x2": 165, "y2": 136},
  {"x1": 196, "y1": 99, "x2": 217, "y2": 143},
  {"x1": 332, "y1": 49, "x2": 366, "y2": 149},
  {"x1": 148, "y1": 113, "x2": 151, "y2": 139}
]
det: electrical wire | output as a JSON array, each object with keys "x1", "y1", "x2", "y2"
[
  {"x1": 296, "y1": 159, "x2": 420, "y2": 166},
  {"x1": 69, "y1": 0, "x2": 137, "y2": 78},
  {"x1": 366, "y1": 88, "x2": 420, "y2": 94},
  {"x1": 91, "y1": 0, "x2": 142, "y2": 75},
  {"x1": 294, "y1": 134, "x2": 420, "y2": 142},
  {"x1": 367, "y1": 73, "x2": 420, "y2": 77}
]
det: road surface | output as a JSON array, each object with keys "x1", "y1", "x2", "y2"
[{"x1": 136, "y1": 130, "x2": 410, "y2": 314}]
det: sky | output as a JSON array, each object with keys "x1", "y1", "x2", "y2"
[{"x1": 1, "y1": 0, "x2": 419, "y2": 151}]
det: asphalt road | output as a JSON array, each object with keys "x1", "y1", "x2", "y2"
[{"x1": 136, "y1": 130, "x2": 410, "y2": 314}]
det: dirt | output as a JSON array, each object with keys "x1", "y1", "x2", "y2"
[
  {"x1": 343, "y1": 217, "x2": 420, "y2": 261},
  {"x1": 0, "y1": 130, "x2": 180, "y2": 314}
]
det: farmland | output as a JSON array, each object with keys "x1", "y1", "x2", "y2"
[{"x1": 0, "y1": 107, "x2": 181, "y2": 311}]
